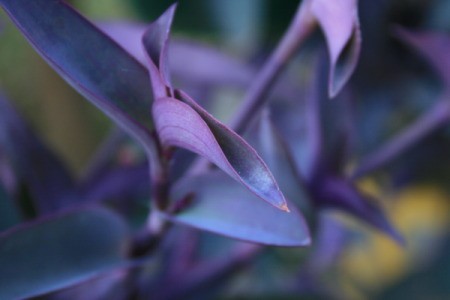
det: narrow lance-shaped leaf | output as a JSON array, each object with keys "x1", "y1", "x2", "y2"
[
  {"x1": 313, "y1": 176, "x2": 404, "y2": 244},
  {"x1": 394, "y1": 27, "x2": 450, "y2": 88},
  {"x1": 163, "y1": 172, "x2": 310, "y2": 246},
  {"x1": 143, "y1": 5, "x2": 289, "y2": 211},
  {"x1": 0, "y1": 94, "x2": 76, "y2": 214},
  {"x1": 0, "y1": 207, "x2": 130, "y2": 299},
  {"x1": 0, "y1": 0, "x2": 155, "y2": 149}
]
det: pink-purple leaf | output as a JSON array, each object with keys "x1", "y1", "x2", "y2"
[
  {"x1": 153, "y1": 92, "x2": 288, "y2": 211},
  {"x1": 297, "y1": 0, "x2": 361, "y2": 98},
  {"x1": 310, "y1": 0, "x2": 361, "y2": 98},
  {"x1": 0, "y1": 0, "x2": 154, "y2": 148},
  {"x1": 395, "y1": 27, "x2": 450, "y2": 88},
  {"x1": 163, "y1": 172, "x2": 310, "y2": 246}
]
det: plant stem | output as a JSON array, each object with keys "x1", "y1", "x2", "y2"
[
  {"x1": 352, "y1": 96, "x2": 450, "y2": 179},
  {"x1": 230, "y1": 0, "x2": 315, "y2": 135}
]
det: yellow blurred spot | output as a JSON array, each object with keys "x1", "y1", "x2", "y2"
[{"x1": 338, "y1": 184, "x2": 450, "y2": 294}]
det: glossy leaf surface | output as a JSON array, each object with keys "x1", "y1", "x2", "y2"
[
  {"x1": 0, "y1": 0, "x2": 154, "y2": 146},
  {"x1": 0, "y1": 207, "x2": 130, "y2": 299},
  {"x1": 154, "y1": 92, "x2": 288, "y2": 211},
  {"x1": 0, "y1": 94, "x2": 76, "y2": 214},
  {"x1": 164, "y1": 172, "x2": 310, "y2": 246}
]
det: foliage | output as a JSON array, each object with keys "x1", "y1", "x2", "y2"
[{"x1": 0, "y1": 0, "x2": 449, "y2": 299}]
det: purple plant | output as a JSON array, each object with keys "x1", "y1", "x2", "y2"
[{"x1": 0, "y1": 0, "x2": 449, "y2": 299}]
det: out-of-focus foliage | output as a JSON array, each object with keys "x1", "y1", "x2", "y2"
[{"x1": 0, "y1": 0, "x2": 450, "y2": 299}]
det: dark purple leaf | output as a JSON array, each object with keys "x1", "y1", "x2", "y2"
[
  {"x1": 311, "y1": 0, "x2": 361, "y2": 98},
  {"x1": 395, "y1": 27, "x2": 450, "y2": 88},
  {"x1": 154, "y1": 92, "x2": 288, "y2": 211},
  {"x1": 0, "y1": 94, "x2": 76, "y2": 214},
  {"x1": 313, "y1": 176, "x2": 404, "y2": 244},
  {"x1": 164, "y1": 172, "x2": 310, "y2": 246},
  {"x1": 0, "y1": 0, "x2": 155, "y2": 149},
  {"x1": 0, "y1": 207, "x2": 130, "y2": 299}
]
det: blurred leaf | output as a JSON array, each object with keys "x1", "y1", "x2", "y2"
[
  {"x1": 0, "y1": 0, "x2": 155, "y2": 148},
  {"x1": 310, "y1": 0, "x2": 361, "y2": 98},
  {"x1": 395, "y1": 27, "x2": 450, "y2": 88},
  {"x1": 0, "y1": 94, "x2": 76, "y2": 214},
  {"x1": 164, "y1": 172, "x2": 310, "y2": 246},
  {"x1": 97, "y1": 21, "x2": 253, "y2": 87},
  {"x1": 314, "y1": 176, "x2": 403, "y2": 244},
  {"x1": 0, "y1": 181, "x2": 20, "y2": 231},
  {"x1": 251, "y1": 111, "x2": 311, "y2": 213},
  {"x1": 0, "y1": 207, "x2": 130, "y2": 299},
  {"x1": 81, "y1": 163, "x2": 150, "y2": 203}
]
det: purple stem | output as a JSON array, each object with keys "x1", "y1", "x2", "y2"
[
  {"x1": 352, "y1": 95, "x2": 450, "y2": 179},
  {"x1": 188, "y1": 2, "x2": 315, "y2": 175},
  {"x1": 229, "y1": 1, "x2": 315, "y2": 135}
]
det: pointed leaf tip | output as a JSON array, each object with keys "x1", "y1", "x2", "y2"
[
  {"x1": 310, "y1": 0, "x2": 361, "y2": 98},
  {"x1": 152, "y1": 92, "x2": 288, "y2": 211},
  {"x1": 142, "y1": 3, "x2": 177, "y2": 91},
  {"x1": 166, "y1": 172, "x2": 310, "y2": 246}
]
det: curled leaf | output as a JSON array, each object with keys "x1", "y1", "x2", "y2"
[
  {"x1": 310, "y1": 0, "x2": 361, "y2": 98},
  {"x1": 164, "y1": 172, "x2": 310, "y2": 246},
  {"x1": 143, "y1": 6, "x2": 288, "y2": 211},
  {"x1": 0, "y1": 207, "x2": 130, "y2": 299},
  {"x1": 0, "y1": 0, "x2": 154, "y2": 148},
  {"x1": 153, "y1": 92, "x2": 288, "y2": 211}
]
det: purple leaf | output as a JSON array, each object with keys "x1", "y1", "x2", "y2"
[
  {"x1": 143, "y1": 6, "x2": 289, "y2": 211},
  {"x1": 0, "y1": 207, "x2": 130, "y2": 299},
  {"x1": 395, "y1": 27, "x2": 450, "y2": 88},
  {"x1": 298, "y1": 0, "x2": 361, "y2": 98},
  {"x1": 142, "y1": 3, "x2": 176, "y2": 99},
  {"x1": 154, "y1": 92, "x2": 288, "y2": 211},
  {"x1": 313, "y1": 176, "x2": 404, "y2": 244},
  {"x1": 97, "y1": 21, "x2": 254, "y2": 88},
  {"x1": 163, "y1": 172, "x2": 310, "y2": 246},
  {"x1": 0, "y1": 94, "x2": 76, "y2": 214},
  {"x1": 0, "y1": 0, "x2": 155, "y2": 148}
]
